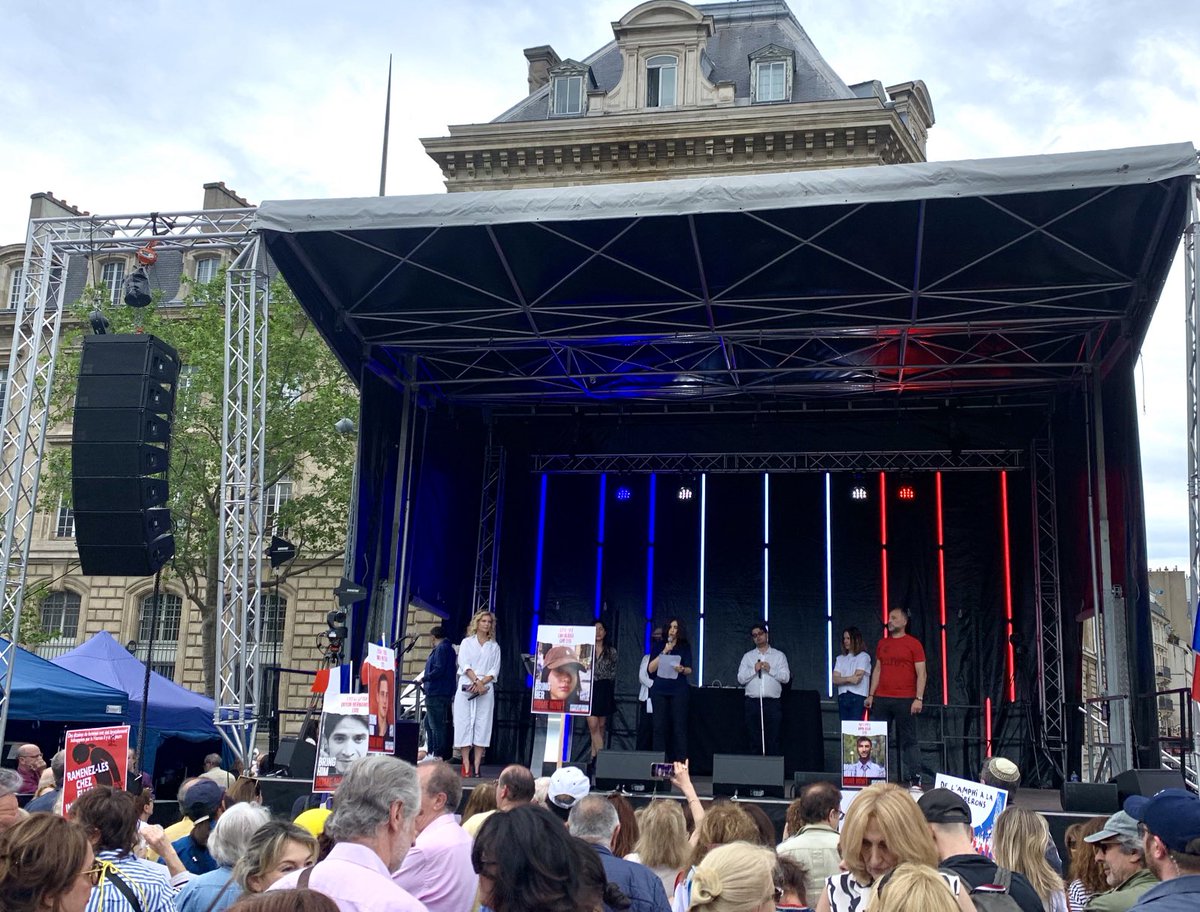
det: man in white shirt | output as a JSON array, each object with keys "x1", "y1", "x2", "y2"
[
  {"x1": 737, "y1": 621, "x2": 791, "y2": 755},
  {"x1": 842, "y1": 736, "x2": 886, "y2": 782}
]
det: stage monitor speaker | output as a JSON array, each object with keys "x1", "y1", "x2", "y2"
[
  {"x1": 72, "y1": 334, "x2": 178, "y2": 577},
  {"x1": 274, "y1": 737, "x2": 317, "y2": 780},
  {"x1": 713, "y1": 753, "x2": 786, "y2": 799},
  {"x1": 594, "y1": 750, "x2": 666, "y2": 794},
  {"x1": 793, "y1": 770, "x2": 842, "y2": 797},
  {"x1": 1112, "y1": 769, "x2": 1185, "y2": 804},
  {"x1": 1061, "y1": 781, "x2": 1119, "y2": 814}
]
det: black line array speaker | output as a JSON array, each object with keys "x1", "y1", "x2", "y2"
[
  {"x1": 713, "y1": 753, "x2": 786, "y2": 799},
  {"x1": 1060, "y1": 781, "x2": 1119, "y2": 814},
  {"x1": 72, "y1": 334, "x2": 179, "y2": 576},
  {"x1": 1112, "y1": 769, "x2": 1185, "y2": 804}
]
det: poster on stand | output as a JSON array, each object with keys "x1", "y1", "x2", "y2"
[
  {"x1": 841, "y1": 720, "x2": 888, "y2": 788},
  {"x1": 934, "y1": 772, "x2": 1009, "y2": 858},
  {"x1": 64, "y1": 725, "x2": 130, "y2": 815},
  {"x1": 364, "y1": 644, "x2": 396, "y2": 753},
  {"x1": 313, "y1": 692, "x2": 371, "y2": 793},
  {"x1": 531, "y1": 624, "x2": 596, "y2": 716}
]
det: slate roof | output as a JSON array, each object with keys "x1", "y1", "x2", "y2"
[{"x1": 493, "y1": 0, "x2": 859, "y2": 124}]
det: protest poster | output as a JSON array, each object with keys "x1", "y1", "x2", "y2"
[
  {"x1": 313, "y1": 691, "x2": 371, "y2": 793},
  {"x1": 63, "y1": 725, "x2": 129, "y2": 815},
  {"x1": 364, "y1": 643, "x2": 396, "y2": 754},
  {"x1": 531, "y1": 624, "x2": 595, "y2": 716},
  {"x1": 841, "y1": 720, "x2": 888, "y2": 788},
  {"x1": 934, "y1": 772, "x2": 1009, "y2": 858}
]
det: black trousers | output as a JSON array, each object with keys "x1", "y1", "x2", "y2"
[
  {"x1": 870, "y1": 696, "x2": 924, "y2": 784},
  {"x1": 744, "y1": 696, "x2": 782, "y2": 755},
  {"x1": 636, "y1": 702, "x2": 654, "y2": 751},
  {"x1": 652, "y1": 689, "x2": 689, "y2": 761}
]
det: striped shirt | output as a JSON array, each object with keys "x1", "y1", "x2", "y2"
[{"x1": 87, "y1": 849, "x2": 178, "y2": 912}]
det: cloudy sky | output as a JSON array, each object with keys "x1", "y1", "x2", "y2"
[{"x1": 1, "y1": 0, "x2": 1197, "y2": 565}]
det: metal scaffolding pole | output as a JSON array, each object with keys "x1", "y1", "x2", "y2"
[
  {"x1": 1186, "y1": 175, "x2": 1200, "y2": 789},
  {"x1": 471, "y1": 434, "x2": 506, "y2": 616},
  {"x1": 1032, "y1": 436, "x2": 1067, "y2": 777}
]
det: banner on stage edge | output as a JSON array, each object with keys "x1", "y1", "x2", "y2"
[
  {"x1": 363, "y1": 644, "x2": 396, "y2": 754},
  {"x1": 63, "y1": 724, "x2": 130, "y2": 815},
  {"x1": 841, "y1": 720, "x2": 888, "y2": 788},
  {"x1": 531, "y1": 624, "x2": 596, "y2": 716},
  {"x1": 313, "y1": 691, "x2": 370, "y2": 793},
  {"x1": 934, "y1": 772, "x2": 1009, "y2": 858}
]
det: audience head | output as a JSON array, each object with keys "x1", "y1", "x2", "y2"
[
  {"x1": 691, "y1": 802, "x2": 759, "y2": 867},
  {"x1": 0, "y1": 813, "x2": 96, "y2": 912},
  {"x1": 209, "y1": 802, "x2": 273, "y2": 868},
  {"x1": 474, "y1": 804, "x2": 611, "y2": 912},
  {"x1": 607, "y1": 793, "x2": 639, "y2": 857},
  {"x1": 568, "y1": 794, "x2": 620, "y2": 847},
  {"x1": 0, "y1": 768, "x2": 22, "y2": 833},
  {"x1": 918, "y1": 788, "x2": 976, "y2": 859},
  {"x1": 873, "y1": 862, "x2": 958, "y2": 912},
  {"x1": 841, "y1": 782, "x2": 938, "y2": 885},
  {"x1": 132, "y1": 788, "x2": 155, "y2": 822},
  {"x1": 16, "y1": 744, "x2": 45, "y2": 776},
  {"x1": 841, "y1": 627, "x2": 865, "y2": 656},
  {"x1": 182, "y1": 777, "x2": 227, "y2": 848},
  {"x1": 497, "y1": 764, "x2": 536, "y2": 810},
  {"x1": 634, "y1": 799, "x2": 691, "y2": 872},
  {"x1": 430, "y1": 625, "x2": 445, "y2": 641},
  {"x1": 687, "y1": 841, "x2": 776, "y2": 912},
  {"x1": 741, "y1": 802, "x2": 776, "y2": 847},
  {"x1": 234, "y1": 819, "x2": 319, "y2": 893},
  {"x1": 461, "y1": 781, "x2": 497, "y2": 823},
  {"x1": 49, "y1": 750, "x2": 67, "y2": 789},
  {"x1": 993, "y1": 807, "x2": 1063, "y2": 909},
  {"x1": 204, "y1": 753, "x2": 224, "y2": 771},
  {"x1": 1125, "y1": 788, "x2": 1200, "y2": 880},
  {"x1": 227, "y1": 889, "x2": 340, "y2": 912},
  {"x1": 980, "y1": 756, "x2": 1021, "y2": 802},
  {"x1": 70, "y1": 785, "x2": 140, "y2": 853},
  {"x1": 788, "y1": 781, "x2": 841, "y2": 836},
  {"x1": 415, "y1": 760, "x2": 462, "y2": 834},
  {"x1": 773, "y1": 854, "x2": 808, "y2": 908},
  {"x1": 546, "y1": 765, "x2": 591, "y2": 821},
  {"x1": 228, "y1": 775, "x2": 263, "y2": 805},
  {"x1": 326, "y1": 755, "x2": 420, "y2": 872},
  {"x1": 176, "y1": 776, "x2": 201, "y2": 814},
  {"x1": 1068, "y1": 816, "x2": 1110, "y2": 894},
  {"x1": 532, "y1": 776, "x2": 551, "y2": 808},
  {"x1": 1083, "y1": 811, "x2": 1146, "y2": 887}
]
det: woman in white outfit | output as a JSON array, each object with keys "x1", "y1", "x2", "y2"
[{"x1": 453, "y1": 610, "x2": 500, "y2": 778}]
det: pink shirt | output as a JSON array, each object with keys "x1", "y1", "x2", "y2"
[
  {"x1": 269, "y1": 841, "x2": 427, "y2": 912},
  {"x1": 393, "y1": 814, "x2": 478, "y2": 912}
]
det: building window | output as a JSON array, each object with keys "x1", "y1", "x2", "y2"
[
  {"x1": 100, "y1": 260, "x2": 125, "y2": 307},
  {"x1": 55, "y1": 495, "x2": 75, "y2": 538},
  {"x1": 136, "y1": 592, "x2": 183, "y2": 679},
  {"x1": 36, "y1": 591, "x2": 81, "y2": 659},
  {"x1": 250, "y1": 593, "x2": 287, "y2": 720},
  {"x1": 552, "y1": 75, "x2": 584, "y2": 116},
  {"x1": 755, "y1": 60, "x2": 788, "y2": 102},
  {"x1": 646, "y1": 55, "x2": 677, "y2": 108},
  {"x1": 266, "y1": 477, "x2": 293, "y2": 535},
  {"x1": 195, "y1": 256, "x2": 220, "y2": 284},
  {"x1": 7, "y1": 265, "x2": 22, "y2": 310},
  {"x1": 0, "y1": 367, "x2": 8, "y2": 408}
]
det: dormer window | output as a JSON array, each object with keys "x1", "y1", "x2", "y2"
[
  {"x1": 749, "y1": 45, "x2": 794, "y2": 104},
  {"x1": 646, "y1": 55, "x2": 678, "y2": 107},
  {"x1": 552, "y1": 74, "x2": 583, "y2": 116}
]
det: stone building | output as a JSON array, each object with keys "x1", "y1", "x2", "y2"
[{"x1": 422, "y1": 0, "x2": 934, "y2": 191}]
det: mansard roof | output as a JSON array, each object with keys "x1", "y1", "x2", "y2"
[{"x1": 494, "y1": 0, "x2": 856, "y2": 124}]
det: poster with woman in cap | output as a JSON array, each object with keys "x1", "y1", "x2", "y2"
[{"x1": 531, "y1": 625, "x2": 596, "y2": 715}]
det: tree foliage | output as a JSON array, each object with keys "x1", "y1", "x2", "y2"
[{"x1": 42, "y1": 271, "x2": 358, "y2": 693}]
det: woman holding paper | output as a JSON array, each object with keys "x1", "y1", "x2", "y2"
[
  {"x1": 648, "y1": 617, "x2": 693, "y2": 762},
  {"x1": 454, "y1": 610, "x2": 501, "y2": 778}
]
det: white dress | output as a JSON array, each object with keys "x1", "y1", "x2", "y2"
[{"x1": 453, "y1": 636, "x2": 501, "y2": 747}]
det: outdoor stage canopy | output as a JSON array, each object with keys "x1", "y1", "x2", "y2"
[{"x1": 257, "y1": 143, "x2": 1197, "y2": 780}]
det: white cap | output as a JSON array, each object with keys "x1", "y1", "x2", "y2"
[{"x1": 547, "y1": 765, "x2": 590, "y2": 809}]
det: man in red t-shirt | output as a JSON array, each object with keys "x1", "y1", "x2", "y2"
[{"x1": 865, "y1": 606, "x2": 927, "y2": 787}]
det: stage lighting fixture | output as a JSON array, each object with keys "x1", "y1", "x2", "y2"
[
  {"x1": 615, "y1": 485, "x2": 632, "y2": 502},
  {"x1": 677, "y1": 485, "x2": 694, "y2": 501},
  {"x1": 897, "y1": 483, "x2": 916, "y2": 501},
  {"x1": 850, "y1": 484, "x2": 868, "y2": 501}
]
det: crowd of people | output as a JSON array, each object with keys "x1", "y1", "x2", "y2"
[{"x1": 3, "y1": 744, "x2": 1195, "y2": 912}]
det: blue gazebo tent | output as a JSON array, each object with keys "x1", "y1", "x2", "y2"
[{"x1": 0, "y1": 638, "x2": 128, "y2": 722}]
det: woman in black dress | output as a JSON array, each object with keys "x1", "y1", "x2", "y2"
[{"x1": 586, "y1": 618, "x2": 617, "y2": 776}]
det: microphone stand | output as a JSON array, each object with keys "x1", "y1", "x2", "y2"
[{"x1": 757, "y1": 665, "x2": 766, "y2": 756}]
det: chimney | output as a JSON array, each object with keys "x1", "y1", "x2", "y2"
[
  {"x1": 523, "y1": 45, "x2": 561, "y2": 95},
  {"x1": 202, "y1": 181, "x2": 252, "y2": 210},
  {"x1": 29, "y1": 192, "x2": 87, "y2": 221}
]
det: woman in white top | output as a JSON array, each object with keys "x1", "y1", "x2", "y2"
[
  {"x1": 453, "y1": 610, "x2": 501, "y2": 778},
  {"x1": 832, "y1": 626, "x2": 871, "y2": 721},
  {"x1": 816, "y1": 783, "x2": 974, "y2": 912}
]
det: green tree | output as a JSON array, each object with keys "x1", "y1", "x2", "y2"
[
  {"x1": 43, "y1": 272, "x2": 358, "y2": 695},
  {"x1": 1, "y1": 581, "x2": 55, "y2": 649}
]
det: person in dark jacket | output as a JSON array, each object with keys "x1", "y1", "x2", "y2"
[
  {"x1": 422, "y1": 626, "x2": 457, "y2": 760},
  {"x1": 569, "y1": 795, "x2": 671, "y2": 912},
  {"x1": 1125, "y1": 789, "x2": 1200, "y2": 912}
]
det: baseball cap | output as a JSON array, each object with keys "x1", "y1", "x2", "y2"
[
  {"x1": 182, "y1": 777, "x2": 225, "y2": 821},
  {"x1": 917, "y1": 788, "x2": 972, "y2": 825},
  {"x1": 547, "y1": 765, "x2": 590, "y2": 812},
  {"x1": 1124, "y1": 789, "x2": 1200, "y2": 853},
  {"x1": 1083, "y1": 810, "x2": 1139, "y2": 844},
  {"x1": 543, "y1": 645, "x2": 584, "y2": 671}
]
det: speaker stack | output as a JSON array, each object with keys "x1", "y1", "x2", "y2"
[{"x1": 72, "y1": 334, "x2": 178, "y2": 576}]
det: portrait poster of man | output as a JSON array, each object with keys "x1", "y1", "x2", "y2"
[
  {"x1": 63, "y1": 724, "x2": 130, "y2": 815},
  {"x1": 934, "y1": 773, "x2": 1009, "y2": 858},
  {"x1": 841, "y1": 720, "x2": 888, "y2": 788},
  {"x1": 531, "y1": 624, "x2": 596, "y2": 716},
  {"x1": 313, "y1": 691, "x2": 371, "y2": 793},
  {"x1": 364, "y1": 643, "x2": 396, "y2": 753}
]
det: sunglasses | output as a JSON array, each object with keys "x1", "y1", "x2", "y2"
[{"x1": 81, "y1": 864, "x2": 105, "y2": 887}]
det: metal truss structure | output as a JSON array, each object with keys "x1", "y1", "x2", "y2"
[
  {"x1": 471, "y1": 437, "x2": 505, "y2": 616},
  {"x1": 0, "y1": 208, "x2": 257, "y2": 752},
  {"x1": 217, "y1": 238, "x2": 271, "y2": 761},
  {"x1": 1031, "y1": 436, "x2": 1066, "y2": 775},
  {"x1": 1186, "y1": 177, "x2": 1200, "y2": 786},
  {"x1": 533, "y1": 449, "x2": 1025, "y2": 475}
]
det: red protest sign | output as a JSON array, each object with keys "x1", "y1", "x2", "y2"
[{"x1": 63, "y1": 725, "x2": 129, "y2": 815}]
